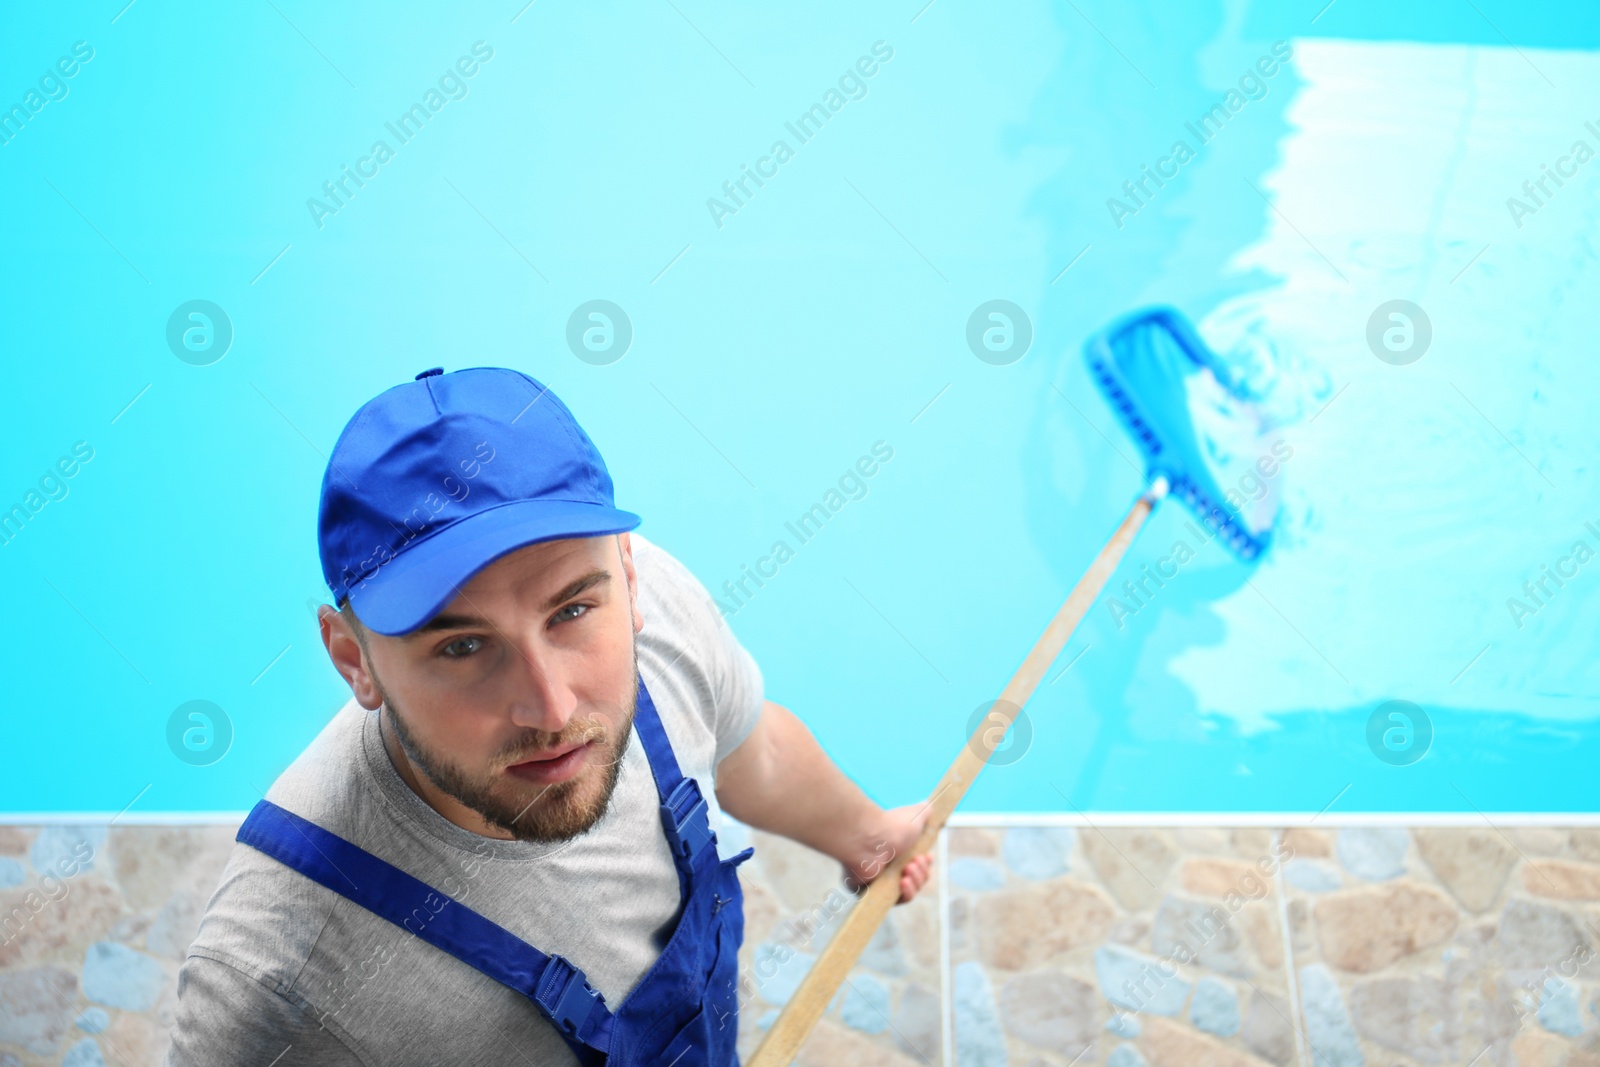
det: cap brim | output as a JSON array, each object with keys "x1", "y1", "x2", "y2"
[{"x1": 345, "y1": 500, "x2": 641, "y2": 635}]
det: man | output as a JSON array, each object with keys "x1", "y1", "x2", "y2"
[{"x1": 167, "y1": 366, "x2": 934, "y2": 1066}]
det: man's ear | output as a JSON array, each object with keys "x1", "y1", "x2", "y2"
[
  {"x1": 320, "y1": 605, "x2": 383, "y2": 710},
  {"x1": 617, "y1": 533, "x2": 643, "y2": 635}
]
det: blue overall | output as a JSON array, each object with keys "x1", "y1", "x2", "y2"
[{"x1": 235, "y1": 679, "x2": 755, "y2": 1066}]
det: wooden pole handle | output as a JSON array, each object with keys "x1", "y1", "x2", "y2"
[{"x1": 744, "y1": 484, "x2": 1164, "y2": 1067}]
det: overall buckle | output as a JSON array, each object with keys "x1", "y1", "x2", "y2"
[
  {"x1": 534, "y1": 954, "x2": 604, "y2": 1037},
  {"x1": 660, "y1": 777, "x2": 715, "y2": 862}
]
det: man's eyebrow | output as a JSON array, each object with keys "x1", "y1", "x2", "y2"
[
  {"x1": 408, "y1": 612, "x2": 487, "y2": 637},
  {"x1": 544, "y1": 568, "x2": 610, "y2": 611},
  {"x1": 406, "y1": 569, "x2": 612, "y2": 638}
]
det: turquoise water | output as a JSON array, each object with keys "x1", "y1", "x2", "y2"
[{"x1": 2, "y1": 0, "x2": 1596, "y2": 816}]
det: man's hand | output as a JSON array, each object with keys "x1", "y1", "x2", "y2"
[{"x1": 841, "y1": 802, "x2": 936, "y2": 905}]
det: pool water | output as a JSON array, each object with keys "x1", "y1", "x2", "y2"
[{"x1": 2, "y1": 0, "x2": 1596, "y2": 816}]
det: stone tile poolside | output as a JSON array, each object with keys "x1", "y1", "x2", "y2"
[{"x1": 2, "y1": 821, "x2": 1598, "y2": 1065}]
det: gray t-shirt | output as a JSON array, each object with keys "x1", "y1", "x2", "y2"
[{"x1": 166, "y1": 534, "x2": 766, "y2": 1066}]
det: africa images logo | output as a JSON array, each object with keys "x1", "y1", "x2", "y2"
[
  {"x1": 1106, "y1": 41, "x2": 1292, "y2": 230},
  {"x1": 0, "y1": 40, "x2": 95, "y2": 148},
  {"x1": 306, "y1": 42, "x2": 495, "y2": 230},
  {"x1": 705, "y1": 41, "x2": 894, "y2": 229}
]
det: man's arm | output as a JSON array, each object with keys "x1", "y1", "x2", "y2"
[{"x1": 713, "y1": 700, "x2": 934, "y2": 903}]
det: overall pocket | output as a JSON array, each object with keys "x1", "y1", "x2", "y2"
[
  {"x1": 715, "y1": 846, "x2": 754, "y2": 952},
  {"x1": 638, "y1": 849, "x2": 755, "y2": 1064},
  {"x1": 703, "y1": 856, "x2": 752, "y2": 1056},
  {"x1": 651, "y1": 1002, "x2": 713, "y2": 1067}
]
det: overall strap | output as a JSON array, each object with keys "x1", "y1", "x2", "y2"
[
  {"x1": 237, "y1": 800, "x2": 612, "y2": 1064},
  {"x1": 633, "y1": 678, "x2": 718, "y2": 869}
]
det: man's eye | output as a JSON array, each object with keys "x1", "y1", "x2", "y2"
[
  {"x1": 441, "y1": 636, "x2": 484, "y2": 658},
  {"x1": 552, "y1": 603, "x2": 589, "y2": 625}
]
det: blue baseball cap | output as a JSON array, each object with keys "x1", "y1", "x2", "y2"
[{"x1": 318, "y1": 367, "x2": 640, "y2": 636}]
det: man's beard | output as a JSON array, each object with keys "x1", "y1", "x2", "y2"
[{"x1": 375, "y1": 649, "x2": 639, "y2": 843}]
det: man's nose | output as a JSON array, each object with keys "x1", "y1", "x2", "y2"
[{"x1": 505, "y1": 642, "x2": 578, "y2": 734}]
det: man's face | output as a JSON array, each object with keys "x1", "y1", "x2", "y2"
[{"x1": 326, "y1": 534, "x2": 644, "y2": 843}]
